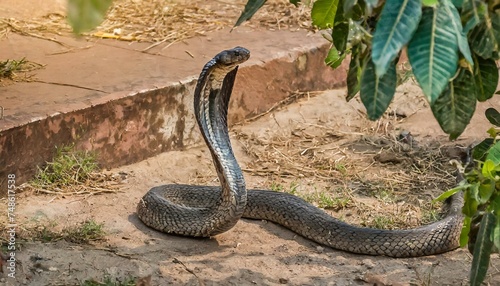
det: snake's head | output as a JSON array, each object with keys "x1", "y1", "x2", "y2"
[
  {"x1": 215, "y1": 47, "x2": 250, "y2": 68},
  {"x1": 208, "y1": 47, "x2": 250, "y2": 84}
]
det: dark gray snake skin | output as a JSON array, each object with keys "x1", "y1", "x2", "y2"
[{"x1": 137, "y1": 47, "x2": 464, "y2": 257}]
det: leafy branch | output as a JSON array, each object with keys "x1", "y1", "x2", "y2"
[{"x1": 235, "y1": 0, "x2": 499, "y2": 140}]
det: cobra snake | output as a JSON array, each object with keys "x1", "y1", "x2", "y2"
[{"x1": 137, "y1": 47, "x2": 464, "y2": 258}]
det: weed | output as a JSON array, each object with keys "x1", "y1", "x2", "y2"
[
  {"x1": 64, "y1": 220, "x2": 106, "y2": 244},
  {"x1": 270, "y1": 182, "x2": 284, "y2": 192},
  {"x1": 421, "y1": 202, "x2": 442, "y2": 224},
  {"x1": 374, "y1": 189, "x2": 396, "y2": 204},
  {"x1": 365, "y1": 215, "x2": 396, "y2": 230},
  {"x1": 0, "y1": 58, "x2": 28, "y2": 78},
  {"x1": 302, "y1": 191, "x2": 352, "y2": 210},
  {"x1": 0, "y1": 57, "x2": 44, "y2": 81},
  {"x1": 9, "y1": 219, "x2": 106, "y2": 244},
  {"x1": 32, "y1": 145, "x2": 98, "y2": 188},
  {"x1": 334, "y1": 163, "x2": 348, "y2": 175},
  {"x1": 270, "y1": 181, "x2": 299, "y2": 195},
  {"x1": 25, "y1": 145, "x2": 120, "y2": 196},
  {"x1": 32, "y1": 223, "x2": 61, "y2": 242},
  {"x1": 287, "y1": 181, "x2": 299, "y2": 195}
]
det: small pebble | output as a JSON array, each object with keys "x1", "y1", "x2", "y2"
[{"x1": 361, "y1": 258, "x2": 375, "y2": 269}]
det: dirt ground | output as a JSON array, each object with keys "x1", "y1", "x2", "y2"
[{"x1": 1, "y1": 82, "x2": 499, "y2": 286}]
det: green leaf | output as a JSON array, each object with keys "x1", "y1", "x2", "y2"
[
  {"x1": 479, "y1": 184, "x2": 495, "y2": 204},
  {"x1": 408, "y1": 6, "x2": 459, "y2": 104},
  {"x1": 493, "y1": 215, "x2": 500, "y2": 250},
  {"x1": 487, "y1": 127, "x2": 499, "y2": 138},
  {"x1": 475, "y1": 57, "x2": 498, "y2": 101},
  {"x1": 423, "y1": 0, "x2": 438, "y2": 6},
  {"x1": 462, "y1": 0, "x2": 486, "y2": 34},
  {"x1": 494, "y1": 13, "x2": 500, "y2": 50},
  {"x1": 360, "y1": 58, "x2": 397, "y2": 120},
  {"x1": 346, "y1": 45, "x2": 364, "y2": 101},
  {"x1": 450, "y1": 0, "x2": 463, "y2": 8},
  {"x1": 67, "y1": 0, "x2": 113, "y2": 34},
  {"x1": 463, "y1": 184, "x2": 480, "y2": 217},
  {"x1": 470, "y1": 213, "x2": 496, "y2": 286},
  {"x1": 461, "y1": 216, "x2": 472, "y2": 247},
  {"x1": 430, "y1": 67, "x2": 476, "y2": 140},
  {"x1": 347, "y1": 4, "x2": 364, "y2": 20},
  {"x1": 491, "y1": 195, "x2": 500, "y2": 217},
  {"x1": 485, "y1": 108, "x2": 500, "y2": 126},
  {"x1": 371, "y1": 0, "x2": 422, "y2": 77},
  {"x1": 486, "y1": 142, "x2": 500, "y2": 165},
  {"x1": 332, "y1": 21, "x2": 349, "y2": 52},
  {"x1": 490, "y1": 196, "x2": 500, "y2": 251},
  {"x1": 312, "y1": 0, "x2": 340, "y2": 28},
  {"x1": 481, "y1": 160, "x2": 496, "y2": 179},
  {"x1": 234, "y1": 0, "x2": 267, "y2": 27},
  {"x1": 442, "y1": 0, "x2": 473, "y2": 65},
  {"x1": 434, "y1": 185, "x2": 466, "y2": 202},
  {"x1": 472, "y1": 138, "x2": 495, "y2": 161},
  {"x1": 325, "y1": 46, "x2": 346, "y2": 69},
  {"x1": 468, "y1": 12, "x2": 500, "y2": 59}
]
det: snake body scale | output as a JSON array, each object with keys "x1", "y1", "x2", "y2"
[{"x1": 137, "y1": 47, "x2": 463, "y2": 258}]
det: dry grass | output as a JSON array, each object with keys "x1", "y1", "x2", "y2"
[
  {"x1": 234, "y1": 104, "x2": 461, "y2": 230},
  {"x1": 0, "y1": 0, "x2": 311, "y2": 45}
]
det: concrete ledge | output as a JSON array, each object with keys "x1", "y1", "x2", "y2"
[{"x1": 0, "y1": 29, "x2": 347, "y2": 195}]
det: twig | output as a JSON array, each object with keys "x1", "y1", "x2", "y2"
[
  {"x1": 172, "y1": 258, "x2": 204, "y2": 286},
  {"x1": 32, "y1": 80, "x2": 108, "y2": 93},
  {"x1": 3, "y1": 20, "x2": 72, "y2": 48}
]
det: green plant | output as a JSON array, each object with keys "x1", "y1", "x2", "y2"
[
  {"x1": 67, "y1": 0, "x2": 113, "y2": 35},
  {"x1": 23, "y1": 219, "x2": 106, "y2": 243},
  {"x1": 302, "y1": 190, "x2": 352, "y2": 209},
  {"x1": 65, "y1": 219, "x2": 106, "y2": 243},
  {"x1": 374, "y1": 189, "x2": 395, "y2": 203},
  {"x1": 421, "y1": 202, "x2": 441, "y2": 224},
  {"x1": 32, "y1": 145, "x2": 98, "y2": 188},
  {"x1": 236, "y1": 0, "x2": 499, "y2": 141},
  {"x1": 0, "y1": 58, "x2": 28, "y2": 78},
  {"x1": 370, "y1": 215, "x2": 396, "y2": 229},
  {"x1": 270, "y1": 181, "x2": 300, "y2": 194},
  {"x1": 436, "y1": 107, "x2": 500, "y2": 286}
]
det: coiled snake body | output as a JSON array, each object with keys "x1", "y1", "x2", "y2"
[{"x1": 137, "y1": 47, "x2": 463, "y2": 258}]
